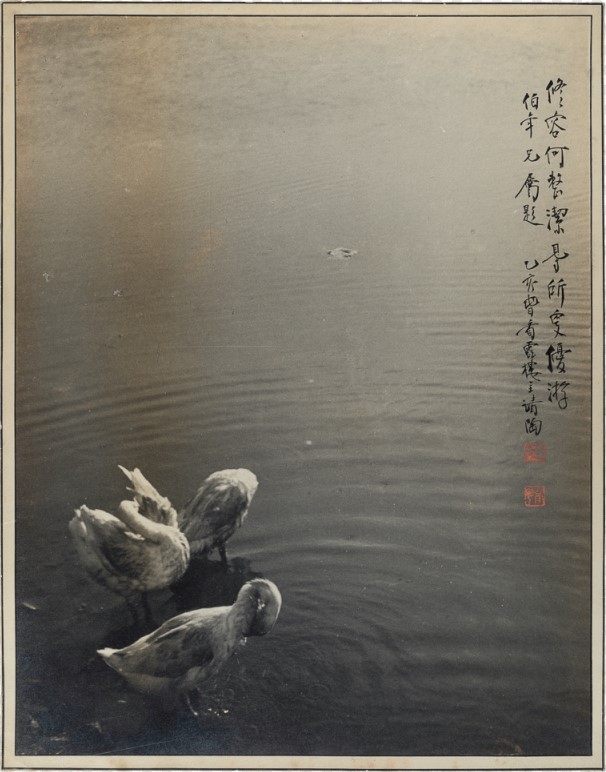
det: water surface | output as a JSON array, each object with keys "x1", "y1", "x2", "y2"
[{"x1": 14, "y1": 14, "x2": 592, "y2": 758}]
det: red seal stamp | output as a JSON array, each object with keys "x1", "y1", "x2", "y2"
[
  {"x1": 524, "y1": 485, "x2": 546, "y2": 507},
  {"x1": 524, "y1": 441, "x2": 547, "y2": 463}
]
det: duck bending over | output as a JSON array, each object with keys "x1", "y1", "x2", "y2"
[
  {"x1": 178, "y1": 469, "x2": 258, "y2": 564},
  {"x1": 98, "y1": 578, "x2": 282, "y2": 714},
  {"x1": 69, "y1": 467, "x2": 190, "y2": 623}
]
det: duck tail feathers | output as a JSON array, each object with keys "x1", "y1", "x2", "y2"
[
  {"x1": 69, "y1": 508, "x2": 88, "y2": 539},
  {"x1": 97, "y1": 647, "x2": 117, "y2": 660},
  {"x1": 69, "y1": 506, "x2": 116, "y2": 541},
  {"x1": 97, "y1": 647, "x2": 123, "y2": 671}
]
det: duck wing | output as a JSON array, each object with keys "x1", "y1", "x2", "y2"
[
  {"x1": 70, "y1": 506, "x2": 149, "y2": 581},
  {"x1": 101, "y1": 608, "x2": 225, "y2": 679},
  {"x1": 179, "y1": 478, "x2": 250, "y2": 551},
  {"x1": 119, "y1": 466, "x2": 178, "y2": 527}
]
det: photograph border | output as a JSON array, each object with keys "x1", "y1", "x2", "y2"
[{"x1": 2, "y1": 3, "x2": 603, "y2": 769}]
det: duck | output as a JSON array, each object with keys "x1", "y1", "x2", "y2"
[
  {"x1": 97, "y1": 578, "x2": 282, "y2": 714},
  {"x1": 178, "y1": 469, "x2": 258, "y2": 564},
  {"x1": 69, "y1": 467, "x2": 190, "y2": 623}
]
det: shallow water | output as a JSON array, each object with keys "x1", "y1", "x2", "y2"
[{"x1": 14, "y1": 15, "x2": 592, "y2": 758}]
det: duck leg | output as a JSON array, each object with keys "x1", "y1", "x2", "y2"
[
  {"x1": 125, "y1": 592, "x2": 153, "y2": 628},
  {"x1": 125, "y1": 594, "x2": 143, "y2": 626},
  {"x1": 218, "y1": 543, "x2": 228, "y2": 568},
  {"x1": 141, "y1": 593, "x2": 154, "y2": 625}
]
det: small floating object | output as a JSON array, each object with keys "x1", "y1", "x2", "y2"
[
  {"x1": 327, "y1": 247, "x2": 358, "y2": 260},
  {"x1": 21, "y1": 602, "x2": 39, "y2": 611}
]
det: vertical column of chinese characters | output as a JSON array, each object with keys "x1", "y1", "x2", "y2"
[{"x1": 516, "y1": 78, "x2": 569, "y2": 509}]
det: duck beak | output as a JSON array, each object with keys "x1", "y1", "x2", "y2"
[
  {"x1": 248, "y1": 609, "x2": 278, "y2": 636},
  {"x1": 248, "y1": 583, "x2": 282, "y2": 636}
]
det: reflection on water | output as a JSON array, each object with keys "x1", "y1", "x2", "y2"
[{"x1": 14, "y1": 15, "x2": 592, "y2": 758}]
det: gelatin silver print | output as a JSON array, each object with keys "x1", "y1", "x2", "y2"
[{"x1": 2, "y1": 3, "x2": 603, "y2": 770}]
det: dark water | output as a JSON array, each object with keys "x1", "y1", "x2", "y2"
[{"x1": 14, "y1": 15, "x2": 592, "y2": 759}]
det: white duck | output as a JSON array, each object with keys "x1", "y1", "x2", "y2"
[
  {"x1": 69, "y1": 467, "x2": 190, "y2": 623},
  {"x1": 98, "y1": 578, "x2": 282, "y2": 714},
  {"x1": 178, "y1": 469, "x2": 258, "y2": 564}
]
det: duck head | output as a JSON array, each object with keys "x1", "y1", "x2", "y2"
[
  {"x1": 207, "y1": 468, "x2": 259, "y2": 502},
  {"x1": 238, "y1": 578, "x2": 282, "y2": 636}
]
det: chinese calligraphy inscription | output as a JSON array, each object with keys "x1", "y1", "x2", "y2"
[{"x1": 517, "y1": 78, "x2": 570, "y2": 508}]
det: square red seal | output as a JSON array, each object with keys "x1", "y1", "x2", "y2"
[
  {"x1": 524, "y1": 485, "x2": 546, "y2": 508},
  {"x1": 524, "y1": 441, "x2": 546, "y2": 463}
]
